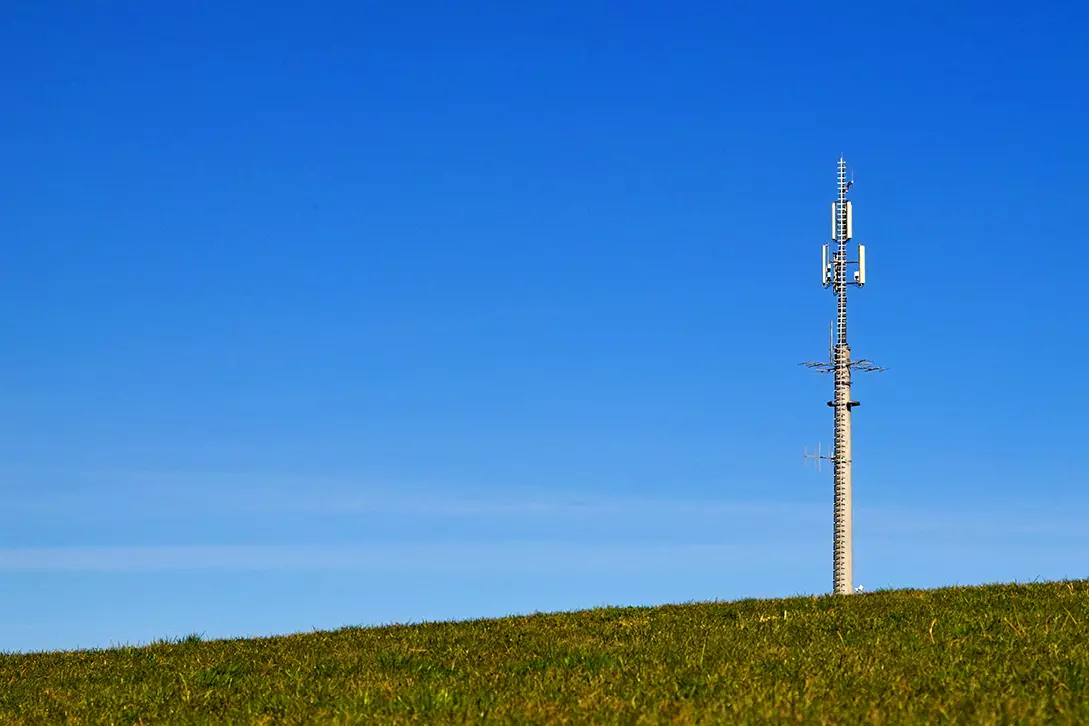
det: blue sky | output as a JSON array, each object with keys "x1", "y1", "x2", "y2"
[{"x1": 1, "y1": 0, "x2": 1087, "y2": 653}]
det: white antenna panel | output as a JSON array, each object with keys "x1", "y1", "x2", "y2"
[
  {"x1": 846, "y1": 201, "x2": 853, "y2": 240},
  {"x1": 822, "y1": 243, "x2": 831, "y2": 286},
  {"x1": 857, "y1": 244, "x2": 866, "y2": 285}
]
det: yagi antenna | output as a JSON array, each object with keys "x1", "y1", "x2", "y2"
[{"x1": 800, "y1": 157, "x2": 885, "y2": 596}]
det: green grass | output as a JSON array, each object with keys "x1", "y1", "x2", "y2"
[{"x1": 3, "y1": 580, "x2": 1088, "y2": 724}]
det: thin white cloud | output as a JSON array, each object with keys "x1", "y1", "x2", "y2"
[
  {"x1": 0, "y1": 542, "x2": 807, "y2": 573},
  {"x1": 3, "y1": 465, "x2": 1087, "y2": 541},
  {"x1": 0, "y1": 465, "x2": 826, "y2": 521},
  {"x1": 858, "y1": 505, "x2": 1089, "y2": 540}
]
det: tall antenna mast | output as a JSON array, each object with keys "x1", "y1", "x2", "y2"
[{"x1": 803, "y1": 157, "x2": 883, "y2": 595}]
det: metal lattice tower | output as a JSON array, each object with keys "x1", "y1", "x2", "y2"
[{"x1": 803, "y1": 158, "x2": 883, "y2": 595}]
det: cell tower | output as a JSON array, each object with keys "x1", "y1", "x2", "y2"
[{"x1": 802, "y1": 158, "x2": 883, "y2": 596}]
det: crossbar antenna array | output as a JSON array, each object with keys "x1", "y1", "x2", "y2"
[{"x1": 801, "y1": 158, "x2": 884, "y2": 595}]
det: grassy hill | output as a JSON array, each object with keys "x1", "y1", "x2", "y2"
[{"x1": 2, "y1": 580, "x2": 1087, "y2": 724}]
